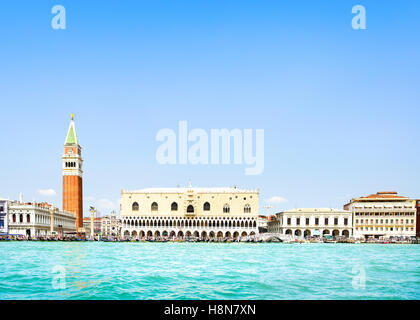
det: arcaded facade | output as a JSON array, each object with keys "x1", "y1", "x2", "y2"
[
  {"x1": 267, "y1": 208, "x2": 352, "y2": 238},
  {"x1": 120, "y1": 187, "x2": 259, "y2": 239}
]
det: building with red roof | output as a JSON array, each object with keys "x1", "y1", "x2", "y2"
[{"x1": 345, "y1": 192, "x2": 416, "y2": 239}]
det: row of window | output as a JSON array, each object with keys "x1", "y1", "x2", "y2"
[
  {"x1": 132, "y1": 202, "x2": 251, "y2": 214},
  {"x1": 355, "y1": 227, "x2": 414, "y2": 231},
  {"x1": 10, "y1": 214, "x2": 72, "y2": 225},
  {"x1": 356, "y1": 219, "x2": 414, "y2": 224},
  {"x1": 286, "y1": 217, "x2": 348, "y2": 226},
  {"x1": 355, "y1": 212, "x2": 415, "y2": 216},
  {"x1": 64, "y1": 161, "x2": 78, "y2": 168},
  {"x1": 11, "y1": 214, "x2": 30, "y2": 223},
  {"x1": 282, "y1": 229, "x2": 350, "y2": 237}
]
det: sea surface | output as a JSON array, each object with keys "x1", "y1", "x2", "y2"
[{"x1": 0, "y1": 242, "x2": 419, "y2": 300}]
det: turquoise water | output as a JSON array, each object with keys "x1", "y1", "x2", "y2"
[{"x1": 0, "y1": 242, "x2": 419, "y2": 300}]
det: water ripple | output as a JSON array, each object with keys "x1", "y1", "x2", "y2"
[{"x1": 0, "y1": 242, "x2": 419, "y2": 299}]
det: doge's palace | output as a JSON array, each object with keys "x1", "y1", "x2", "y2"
[{"x1": 120, "y1": 185, "x2": 259, "y2": 239}]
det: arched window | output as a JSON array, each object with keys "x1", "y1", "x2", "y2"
[
  {"x1": 203, "y1": 202, "x2": 210, "y2": 211},
  {"x1": 187, "y1": 205, "x2": 194, "y2": 213},
  {"x1": 223, "y1": 204, "x2": 230, "y2": 213},
  {"x1": 171, "y1": 202, "x2": 178, "y2": 211},
  {"x1": 151, "y1": 202, "x2": 158, "y2": 212},
  {"x1": 19, "y1": 214, "x2": 23, "y2": 223},
  {"x1": 12, "y1": 214, "x2": 16, "y2": 223},
  {"x1": 132, "y1": 202, "x2": 139, "y2": 211},
  {"x1": 26, "y1": 214, "x2": 30, "y2": 223},
  {"x1": 244, "y1": 204, "x2": 251, "y2": 213}
]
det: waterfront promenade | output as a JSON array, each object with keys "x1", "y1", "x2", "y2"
[{"x1": 1, "y1": 234, "x2": 419, "y2": 244}]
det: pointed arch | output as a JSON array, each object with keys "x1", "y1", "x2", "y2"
[
  {"x1": 151, "y1": 202, "x2": 158, "y2": 212},
  {"x1": 203, "y1": 202, "x2": 210, "y2": 211},
  {"x1": 244, "y1": 204, "x2": 251, "y2": 213},
  {"x1": 223, "y1": 204, "x2": 230, "y2": 213}
]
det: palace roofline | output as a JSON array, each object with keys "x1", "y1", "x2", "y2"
[
  {"x1": 275, "y1": 208, "x2": 350, "y2": 214},
  {"x1": 122, "y1": 187, "x2": 259, "y2": 194}
]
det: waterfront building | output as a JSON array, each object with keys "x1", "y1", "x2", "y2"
[
  {"x1": 344, "y1": 191, "x2": 416, "y2": 239},
  {"x1": 0, "y1": 199, "x2": 8, "y2": 235},
  {"x1": 267, "y1": 208, "x2": 352, "y2": 238},
  {"x1": 257, "y1": 215, "x2": 268, "y2": 233},
  {"x1": 62, "y1": 114, "x2": 84, "y2": 232},
  {"x1": 120, "y1": 186, "x2": 259, "y2": 239},
  {"x1": 8, "y1": 201, "x2": 76, "y2": 237},
  {"x1": 83, "y1": 217, "x2": 102, "y2": 236},
  {"x1": 416, "y1": 200, "x2": 420, "y2": 236},
  {"x1": 101, "y1": 211, "x2": 122, "y2": 237}
]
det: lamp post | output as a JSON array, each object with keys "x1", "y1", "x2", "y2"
[{"x1": 89, "y1": 206, "x2": 95, "y2": 241}]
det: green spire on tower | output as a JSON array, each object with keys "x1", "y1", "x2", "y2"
[{"x1": 65, "y1": 114, "x2": 80, "y2": 145}]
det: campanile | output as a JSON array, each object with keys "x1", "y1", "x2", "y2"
[{"x1": 62, "y1": 114, "x2": 83, "y2": 232}]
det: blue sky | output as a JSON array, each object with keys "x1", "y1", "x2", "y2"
[{"x1": 0, "y1": 0, "x2": 419, "y2": 216}]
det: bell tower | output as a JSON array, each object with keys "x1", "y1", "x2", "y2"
[{"x1": 62, "y1": 114, "x2": 83, "y2": 232}]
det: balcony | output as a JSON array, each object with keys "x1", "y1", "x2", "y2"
[{"x1": 185, "y1": 211, "x2": 196, "y2": 217}]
